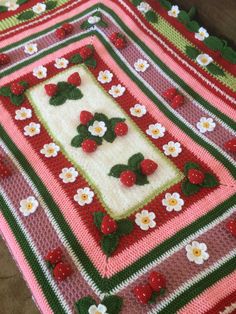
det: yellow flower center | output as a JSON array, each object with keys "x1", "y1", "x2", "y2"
[
  {"x1": 168, "y1": 198, "x2": 178, "y2": 206},
  {"x1": 95, "y1": 126, "x2": 102, "y2": 133},
  {"x1": 201, "y1": 57, "x2": 208, "y2": 64},
  {"x1": 152, "y1": 129, "x2": 160, "y2": 135},
  {"x1": 30, "y1": 127, "x2": 36, "y2": 133},
  {"x1": 141, "y1": 216, "x2": 150, "y2": 224},
  {"x1": 114, "y1": 89, "x2": 119, "y2": 94},
  {"x1": 81, "y1": 194, "x2": 88, "y2": 200},
  {"x1": 139, "y1": 64, "x2": 144, "y2": 68},
  {"x1": 168, "y1": 146, "x2": 176, "y2": 153},
  {"x1": 192, "y1": 248, "x2": 202, "y2": 257},
  {"x1": 95, "y1": 311, "x2": 102, "y2": 314},
  {"x1": 38, "y1": 71, "x2": 43, "y2": 76},
  {"x1": 47, "y1": 148, "x2": 55, "y2": 154},
  {"x1": 203, "y1": 122, "x2": 210, "y2": 128},
  {"x1": 27, "y1": 202, "x2": 33, "y2": 210},
  {"x1": 66, "y1": 173, "x2": 72, "y2": 178},
  {"x1": 102, "y1": 75, "x2": 108, "y2": 80},
  {"x1": 200, "y1": 32, "x2": 204, "y2": 36},
  {"x1": 135, "y1": 109, "x2": 141, "y2": 113},
  {"x1": 21, "y1": 112, "x2": 27, "y2": 118}
]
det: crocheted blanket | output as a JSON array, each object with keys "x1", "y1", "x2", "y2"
[{"x1": 0, "y1": 0, "x2": 236, "y2": 313}]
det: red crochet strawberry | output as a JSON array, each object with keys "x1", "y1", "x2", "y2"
[
  {"x1": 81, "y1": 139, "x2": 97, "y2": 153},
  {"x1": 45, "y1": 247, "x2": 63, "y2": 265},
  {"x1": 55, "y1": 28, "x2": 66, "y2": 40},
  {"x1": 187, "y1": 168, "x2": 205, "y2": 185},
  {"x1": 133, "y1": 284, "x2": 153, "y2": 304},
  {"x1": 148, "y1": 271, "x2": 166, "y2": 293},
  {"x1": 44, "y1": 84, "x2": 58, "y2": 96},
  {"x1": 10, "y1": 82, "x2": 25, "y2": 96},
  {"x1": 101, "y1": 215, "x2": 118, "y2": 235},
  {"x1": 171, "y1": 94, "x2": 184, "y2": 109},
  {"x1": 162, "y1": 88, "x2": 177, "y2": 101},
  {"x1": 115, "y1": 37, "x2": 126, "y2": 49},
  {"x1": 140, "y1": 159, "x2": 158, "y2": 176},
  {"x1": 78, "y1": 46, "x2": 93, "y2": 60},
  {"x1": 109, "y1": 32, "x2": 119, "y2": 43},
  {"x1": 225, "y1": 219, "x2": 236, "y2": 237},
  {"x1": 120, "y1": 170, "x2": 136, "y2": 187},
  {"x1": 80, "y1": 110, "x2": 93, "y2": 125},
  {"x1": 224, "y1": 138, "x2": 236, "y2": 153},
  {"x1": 62, "y1": 23, "x2": 74, "y2": 34},
  {"x1": 0, "y1": 161, "x2": 11, "y2": 179},
  {"x1": 114, "y1": 122, "x2": 128, "y2": 136},
  {"x1": 68, "y1": 72, "x2": 81, "y2": 86},
  {"x1": 53, "y1": 262, "x2": 73, "y2": 281},
  {"x1": 0, "y1": 53, "x2": 10, "y2": 66}
]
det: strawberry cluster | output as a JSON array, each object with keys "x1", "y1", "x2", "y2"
[
  {"x1": 109, "y1": 153, "x2": 158, "y2": 187},
  {"x1": 162, "y1": 88, "x2": 184, "y2": 109},
  {"x1": 0, "y1": 80, "x2": 28, "y2": 106},
  {"x1": 224, "y1": 138, "x2": 236, "y2": 153},
  {"x1": 93, "y1": 212, "x2": 133, "y2": 256},
  {"x1": 71, "y1": 111, "x2": 128, "y2": 153},
  {"x1": 182, "y1": 161, "x2": 219, "y2": 196},
  {"x1": 133, "y1": 271, "x2": 166, "y2": 304},
  {"x1": 0, "y1": 159, "x2": 12, "y2": 180},
  {"x1": 45, "y1": 247, "x2": 73, "y2": 281},
  {"x1": 0, "y1": 53, "x2": 11, "y2": 66},
  {"x1": 55, "y1": 23, "x2": 74, "y2": 40},
  {"x1": 44, "y1": 72, "x2": 83, "y2": 106},
  {"x1": 109, "y1": 32, "x2": 127, "y2": 49},
  {"x1": 70, "y1": 45, "x2": 97, "y2": 68}
]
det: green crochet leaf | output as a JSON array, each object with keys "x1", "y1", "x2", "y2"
[
  {"x1": 67, "y1": 88, "x2": 83, "y2": 100},
  {"x1": 102, "y1": 295, "x2": 123, "y2": 314},
  {"x1": 159, "y1": 0, "x2": 171, "y2": 10},
  {"x1": 93, "y1": 112, "x2": 109, "y2": 123},
  {"x1": 45, "y1": 1, "x2": 57, "y2": 10},
  {"x1": 132, "y1": 0, "x2": 142, "y2": 6},
  {"x1": 135, "y1": 171, "x2": 149, "y2": 185},
  {"x1": 206, "y1": 63, "x2": 225, "y2": 76},
  {"x1": 184, "y1": 162, "x2": 200, "y2": 175},
  {"x1": 57, "y1": 81, "x2": 74, "y2": 93},
  {"x1": 221, "y1": 47, "x2": 236, "y2": 64},
  {"x1": 89, "y1": 136, "x2": 103, "y2": 145},
  {"x1": 117, "y1": 220, "x2": 133, "y2": 236},
  {"x1": 145, "y1": 11, "x2": 158, "y2": 23},
  {"x1": 201, "y1": 173, "x2": 219, "y2": 188},
  {"x1": 80, "y1": 20, "x2": 90, "y2": 30},
  {"x1": 97, "y1": 20, "x2": 108, "y2": 28},
  {"x1": 186, "y1": 46, "x2": 200, "y2": 59},
  {"x1": 84, "y1": 57, "x2": 97, "y2": 68},
  {"x1": 10, "y1": 94, "x2": 25, "y2": 106},
  {"x1": 71, "y1": 134, "x2": 84, "y2": 147},
  {"x1": 148, "y1": 291, "x2": 158, "y2": 304},
  {"x1": 178, "y1": 11, "x2": 190, "y2": 24},
  {"x1": 75, "y1": 296, "x2": 96, "y2": 314},
  {"x1": 0, "y1": 86, "x2": 11, "y2": 97},
  {"x1": 188, "y1": 7, "x2": 196, "y2": 19},
  {"x1": 204, "y1": 36, "x2": 224, "y2": 51},
  {"x1": 128, "y1": 153, "x2": 144, "y2": 170},
  {"x1": 70, "y1": 54, "x2": 83, "y2": 64},
  {"x1": 20, "y1": 81, "x2": 29, "y2": 88},
  {"x1": 110, "y1": 117, "x2": 125, "y2": 128},
  {"x1": 108, "y1": 164, "x2": 129, "y2": 177},
  {"x1": 101, "y1": 234, "x2": 119, "y2": 257},
  {"x1": 186, "y1": 20, "x2": 200, "y2": 32},
  {"x1": 181, "y1": 179, "x2": 200, "y2": 196},
  {"x1": 16, "y1": 0, "x2": 28, "y2": 4},
  {"x1": 103, "y1": 128, "x2": 116, "y2": 143},
  {"x1": 0, "y1": 5, "x2": 7, "y2": 12},
  {"x1": 93, "y1": 212, "x2": 105, "y2": 230},
  {"x1": 17, "y1": 10, "x2": 35, "y2": 20},
  {"x1": 49, "y1": 94, "x2": 67, "y2": 106},
  {"x1": 77, "y1": 124, "x2": 90, "y2": 136}
]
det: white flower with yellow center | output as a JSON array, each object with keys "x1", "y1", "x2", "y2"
[
  {"x1": 5, "y1": 1, "x2": 19, "y2": 11},
  {"x1": 88, "y1": 304, "x2": 108, "y2": 314},
  {"x1": 195, "y1": 27, "x2": 209, "y2": 41},
  {"x1": 74, "y1": 187, "x2": 94, "y2": 206},
  {"x1": 146, "y1": 123, "x2": 165, "y2": 139},
  {"x1": 32, "y1": 2, "x2": 46, "y2": 14},
  {"x1": 24, "y1": 43, "x2": 38, "y2": 55},
  {"x1": 196, "y1": 117, "x2": 216, "y2": 133},
  {"x1": 130, "y1": 103, "x2": 147, "y2": 117},
  {"x1": 59, "y1": 167, "x2": 79, "y2": 183},
  {"x1": 162, "y1": 192, "x2": 184, "y2": 212},
  {"x1": 97, "y1": 70, "x2": 113, "y2": 84},
  {"x1": 134, "y1": 59, "x2": 150, "y2": 72},
  {"x1": 15, "y1": 107, "x2": 32, "y2": 120},
  {"x1": 168, "y1": 5, "x2": 180, "y2": 18},
  {"x1": 40, "y1": 143, "x2": 60, "y2": 158},
  {"x1": 196, "y1": 53, "x2": 213, "y2": 66},
  {"x1": 135, "y1": 209, "x2": 156, "y2": 231},
  {"x1": 54, "y1": 58, "x2": 69, "y2": 69},
  {"x1": 137, "y1": 2, "x2": 151, "y2": 13},
  {"x1": 33, "y1": 65, "x2": 47, "y2": 79},
  {"x1": 185, "y1": 241, "x2": 209, "y2": 265},
  {"x1": 19, "y1": 196, "x2": 39, "y2": 217},
  {"x1": 88, "y1": 15, "x2": 101, "y2": 24},
  {"x1": 88, "y1": 121, "x2": 107, "y2": 137},
  {"x1": 23, "y1": 122, "x2": 41, "y2": 137},
  {"x1": 163, "y1": 141, "x2": 182, "y2": 157},
  {"x1": 109, "y1": 84, "x2": 126, "y2": 98}
]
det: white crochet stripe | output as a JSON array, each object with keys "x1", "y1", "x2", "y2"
[
  {"x1": 117, "y1": 0, "x2": 236, "y2": 104},
  {"x1": 0, "y1": 189, "x2": 72, "y2": 314},
  {"x1": 0, "y1": 140, "x2": 104, "y2": 298},
  {"x1": 220, "y1": 302, "x2": 236, "y2": 314},
  {"x1": 148, "y1": 249, "x2": 236, "y2": 314}
]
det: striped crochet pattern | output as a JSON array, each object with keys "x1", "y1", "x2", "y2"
[{"x1": 0, "y1": 0, "x2": 236, "y2": 313}]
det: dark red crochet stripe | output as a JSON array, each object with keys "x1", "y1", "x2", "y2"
[{"x1": 205, "y1": 290, "x2": 236, "y2": 314}]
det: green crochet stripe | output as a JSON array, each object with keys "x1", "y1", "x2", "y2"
[
  {"x1": 0, "y1": 193, "x2": 67, "y2": 314},
  {"x1": 1, "y1": 124, "x2": 236, "y2": 296},
  {"x1": 1, "y1": 4, "x2": 235, "y2": 136}
]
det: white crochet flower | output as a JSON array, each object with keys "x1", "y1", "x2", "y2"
[
  {"x1": 163, "y1": 141, "x2": 182, "y2": 157},
  {"x1": 135, "y1": 210, "x2": 156, "y2": 231},
  {"x1": 109, "y1": 84, "x2": 126, "y2": 98},
  {"x1": 97, "y1": 70, "x2": 113, "y2": 84},
  {"x1": 137, "y1": 2, "x2": 151, "y2": 13},
  {"x1": 185, "y1": 241, "x2": 209, "y2": 265},
  {"x1": 196, "y1": 117, "x2": 216, "y2": 133},
  {"x1": 130, "y1": 104, "x2": 147, "y2": 117},
  {"x1": 19, "y1": 196, "x2": 39, "y2": 217},
  {"x1": 23, "y1": 122, "x2": 41, "y2": 137},
  {"x1": 168, "y1": 5, "x2": 180, "y2": 18},
  {"x1": 5, "y1": 1, "x2": 19, "y2": 11},
  {"x1": 196, "y1": 54, "x2": 213, "y2": 66},
  {"x1": 74, "y1": 187, "x2": 94, "y2": 206},
  {"x1": 146, "y1": 123, "x2": 165, "y2": 139},
  {"x1": 88, "y1": 121, "x2": 107, "y2": 137},
  {"x1": 88, "y1": 304, "x2": 108, "y2": 314},
  {"x1": 15, "y1": 107, "x2": 32, "y2": 120},
  {"x1": 162, "y1": 192, "x2": 184, "y2": 212},
  {"x1": 88, "y1": 15, "x2": 101, "y2": 24},
  {"x1": 59, "y1": 167, "x2": 79, "y2": 183},
  {"x1": 32, "y1": 3, "x2": 46, "y2": 14},
  {"x1": 134, "y1": 59, "x2": 150, "y2": 72},
  {"x1": 24, "y1": 43, "x2": 38, "y2": 55},
  {"x1": 54, "y1": 58, "x2": 69, "y2": 69},
  {"x1": 40, "y1": 143, "x2": 60, "y2": 158},
  {"x1": 33, "y1": 65, "x2": 47, "y2": 79},
  {"x1": 195, "y1": 27, "x2": 209, "y2": 41}
]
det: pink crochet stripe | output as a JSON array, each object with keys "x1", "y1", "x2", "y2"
[
  {"x1": 0, "y1": 0, "x2": 233, "y2": 117},
  {"x1": 0, "y1": 212, "x2": 53, "y2": 314},
  {"x1": 178, "y1": 271, "x2": 236, "y2": 314}
]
